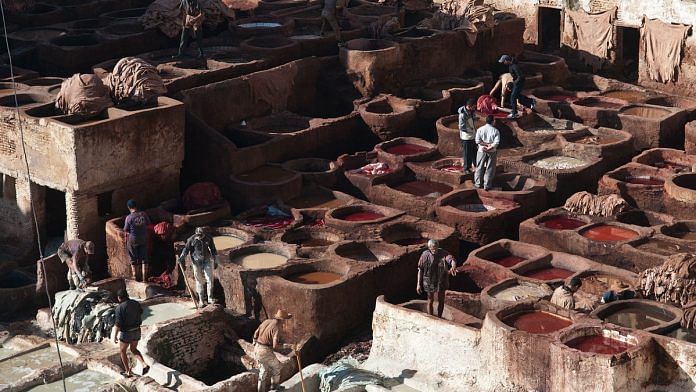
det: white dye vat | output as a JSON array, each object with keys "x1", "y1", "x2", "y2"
[
  {"x1": 239, "y1": 22, "x2": 281, "y2": 28},
  {"x1": 531, "y1": 156, "x2": 587, "y2": 170},
  {"x1": 492, "y1": 283, "x2": 548, "y2": 301},
  {"x1": 28, "y1": 369, "x2": 113, "y2": 392},
  {"x1": 213, "y1": 235, "x2": 245, "y2": 251},
  {"x1": 231, "y1": 252, "x2": 289, "y2": 269},
  {"x1": 141, "y1": 302, "x2": 197, "y2": 326},
  {"x1": 0, "y1": 346, "x2": 76, "y2": 384}
]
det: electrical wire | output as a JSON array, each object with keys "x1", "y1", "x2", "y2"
[{"x1": 0, "y1": 3, "x2": 68, "y2": 392}]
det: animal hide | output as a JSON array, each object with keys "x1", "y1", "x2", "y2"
[
  {"x1": 639, "y1": 253, "x2": 696, "y2": 307},
  {"x1": 105, "y1": 57, "x2": 167, "y2": 106},
  {"x1": 563, "y1": 191, "x2": 630, "y2": 217},
  {"x1": 564, "y1": 7, "x2": 616, "y2": 72},
  {"x1": 641, "y1": 17, "x2": 691, "y2": 83}
]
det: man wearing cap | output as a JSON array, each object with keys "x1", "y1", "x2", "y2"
[
  {"x1": 417, "y1": 239, "x2": 457, "y2": 318},
  {"x1": 551, "y1": 277, "x2": 583, "y2": 310},
  {"x1": 113, "y1": 288, "x2": 149, "y2": 378},
  {"x1": 253, "y1": 309, "x2": 293, "y2": 392},
  {"x1": 458, "y1": 98, "x2": 477, "y2": 174},
  {"x1": 57, "y1": 238, "x2": 95, "y2": 290},
  {"x1": 178, "y1": 227, "x2": 218, "y2": 308},
  {"x1": 123, "y1": 199, "x2": 151, "y2": 282},
  {"x1": 498, "y1": 54, "x2": 527, "y2": 119}
]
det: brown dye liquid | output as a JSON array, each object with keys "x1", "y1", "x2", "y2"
[
  {"x1": 505, "y1": 311, "x2": 572, "y2": 334},
  {"x1": 600, "y1": 90, "x2": 646, "y2": 103},
  {"x1": 581, "y1": 225, "x2": 638, "y2": 242},
  {"x1": 604, "y1": 307, "x2": 673, "y2": 329},
  {"x1": 565, "y1": 335, "x2": 632, "y2": 355},
  {"x1": 572, "y1": 134, "x2": 620, "y2": 145},
  {"x1": 491, "y1": 255, "x2": 526, "y2": 267},
  {"x1": 237, "y1": 165, "x2": 294, "y2": 183},
  {"x1": 621, "y1": 107, "x2": 669, "y2": 118},
  {"x1": 541, "y1": 217, "x2": 585, "y2": 230},
  {"x1": 577, "y1": 99, "x2": 625, "y2": 109},
  {"x1": 635, "y1": 239, "x2": 692, "y2": 256},
  {"x1": 653, "y1": 161, "x2": 691, "y2": 172},
  {"x1": 391, "y1": 180, "x2": 452, "y2": 197},
  {"x1": 296, "y1": 237, "x2": 334, "y2": 247},
  {"x1": 286, "y1": 271, "x2": 341, "y2": 284},
  {"x1": 523, "y1": 267, "x2": 574, "y2": 280},
  {"x1": 287, "y1": 194, "x2": 344, "y2": 209}
]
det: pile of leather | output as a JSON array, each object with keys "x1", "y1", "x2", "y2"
[
  {"x1": 105, "y1": 57, "x2": 166, "y2": 107},
  {"x1": 418, "y1": 0, "x2": 494, "y2": 46},
  {"x1": 563, "y1": 191, "x2": 630, "y2": 217},
  {"x1": 639, "y1": 253, "x2": 696, "y2": 307},
  {"x1": 53, "y1": 289, "x2": 117, "y2": 344},
  {"x1": 55, "y1": 74, "x2": 113, "y2": 117}
]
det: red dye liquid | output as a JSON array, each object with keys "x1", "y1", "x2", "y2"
[
  {"x1": 393, "y1": 237, "x2": 428, "y2": 246},
  {"x1": 542, "y1": 94, "x2": 578, "y2": 103},
  {"x1": 385, "y1": 144, "x2": 430, "y2": 156},
  {"x1": 492, "y1": 255, "x2": 527, "y2": 267},
  {"x1": 489, "y1": 110, "x2": 509, "y2": 118},
  {"x1": 523, "y1": 267, "x2": 574, "y2": 280},
  {"x1": 341, "y1": 211, "x2": 385, "y2": 221},
  {"x1": 654, "y1": 161, "x2": 691, "y2": 172},
  {"x1": 624, "y1": 176, "x2": 664, "y2": 186},
  {"x1": 439, "y1": 164, "x2": 465, "y2": 173},
  {"x1": 565, "y1": 335, "x2": 633, "y2": 355},
  {"x1": 303, "y1": 218, "x2": 325, "y2": 227},
  {"x1": 244, "y1": 215, "x2": 294, "y2": 229},
  {"x1": 581, "y1": 225, "x2": 638, "y2": 242},
  {"x1": 506, "y1": 311, "x2": 573, "y2": 334},
  {"x1": 542, "y1": 217, "x2": 585, "y2": 230}
]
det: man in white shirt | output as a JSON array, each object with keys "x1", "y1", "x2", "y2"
[{"x1": 474, "y1": 115, "x2": 500, "y2": 191}]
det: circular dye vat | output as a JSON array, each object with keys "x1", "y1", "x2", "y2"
[
  {"x1": 493, "y1": 283, "x2": 548, "y2": 301},
  {"x1": 213, "y1": 235, "x2": 245, "y2": 251},
  {"x1": 236, "y1": 165, "x2": 294, "y2": 183},
  {"x1": 491, "y1": 255, "x2": 527, "y2": 267},
  {"x1": 239, "y1": 22, "x2": 282, "y2": 28},
  {"x1": 621, "y1": 106, "x2": 670, "y2": 118},
  {"x1": 287, "y1": 193, "x2": 344, "y2": 209},
  {"x1": 666, "y1": 230, "x2": 696, "y2": 241},
  {"x1": 634, "y1": 239, "x2": 693, "y2": 256},
  {"x1": 571, "y1": 134, "x2": 621, "y2": 145},
  {"x1": 391, "y1": 180, "x2": 452, "y2": 197},
  {"x1": 600, "y1": 90, "x2": 646, "y2": 103},
  {"x1": 653, "y1": 160, "x2": 691, "y2": 172},
  {"x1": 623, "y1": 176, "x2": 664, "y2": 186},
  {"x1": 541, "y1": 216, "x2": 586, "y2": 230},
  {"x1": 565, "y1": 335, "x2": 632, "y2": 355},
  {"x1": 439, "y1": 164, "x2": 465, "y2": 173},
  {"x1": 293, "y1": 237, "x2": 335, "y2": 247},
  {"x1": 340, "y1": 211, "x2": 385, "y2": 221},
  {"x1": 581, "y1": 225, "x2": 639, "y2": 242},
  {"x1": 575, "y1": 98, "x2": 626, "y2": 109},
  {"x1": 531, "y1": 156, "x2": 587, "y2": 170},
  {"x1": 231, "y1": 252, "x2": 288, "y2": 269},
  {"x1": 285, "y1": 271, "x2": 341, "y2": 284},
  {"x1": 384, "y1": 143, "x2": 430, "y2": 156},
  {"x1": 243, "y1": 215, "x2": 294, "y2": 229},
  {"x1": 522, "y1": 266, "x2": 574, "y2": 280},
  {"x1": 603, "y1": 307, "x2": 674, "y2": 330},
  {"x1": 505, "y1": 311, "x2": 573, "y2": 334},
  {"x1": 392, "y1": 237, "x2": 427, "y2": 246}
]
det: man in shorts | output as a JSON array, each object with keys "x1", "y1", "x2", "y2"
[
  {"x1": 417, "y1": 239, "x2": 457, "y2": 318},
  {"x1": 123, "y1": 199, "x2": 151, "y2": 281},
  {"x1": 113, "y1": 289, "x2": 149, "y2": 377}
]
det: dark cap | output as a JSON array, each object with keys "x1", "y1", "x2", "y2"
[
  {"x1": 498, "y1": 54, "x2": 512, "y2": 63},
  {"x1": 116, "y1": 288, "x2": 129, "y2": 299},
  {"x1": 127, "y1": 199, "x2": 137, "y2": 209}
]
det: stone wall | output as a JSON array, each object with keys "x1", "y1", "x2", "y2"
[{"x1": 0, "y1": 177, "x2": 44, "y2": 264}]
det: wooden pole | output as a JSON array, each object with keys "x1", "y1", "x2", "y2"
[
  {"x1": 294, "y1": 345, "x2": 306, "y2": 392},
  {"x1": 178, "y1": 261, "x2": 199, "y2": 310}
]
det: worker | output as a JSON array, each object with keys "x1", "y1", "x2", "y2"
[
  {"x1": 458, "y1": 98, "x2": 477, "y2": 174},
  {"x1": 417, "y1": 239, "x2": 457, "y2": 318},
  {"x1": 600, "y1": 282, "x2": 636, "y2": 304},
  {"x1": 113, "y1": 289, "x2": 149, "y2": 378},
  {"x1": 57, "y1": 239, "x2": 95, "y2": 290},
  {"x1": 474, "y1": 115, "x2": 500, "y2": 191},
  {"x1": 551, "y1": 277, "x2": 583, "y2": 310},
  {"x1": 178, "y1": 227, "x2": 218, "y2": 307},
  {"x1": 498, "y1": 54, "x2": 526, "y2": 119},
  {"x1": 489, "y1": 72, "x2": 514, "y2": 109},
  {"x1": 319, "y1": 0, "x2": 345, "y2": 42},
  {"x1": 253, "y1": 309, "x2": 294, "y2": 392},
  {"x1": 123, "y1": 199, "x2": 151, "y2": 282},
  {"x1": 175, "y1": 0, "x2": 205, "y2": 59}
]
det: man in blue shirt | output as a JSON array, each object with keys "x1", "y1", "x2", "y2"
[{"x1": 123, "y1": 199, "x2": 151, "y2": 281}]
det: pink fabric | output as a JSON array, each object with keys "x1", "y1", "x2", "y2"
[{"x1": 476, "y1": 94, "x2": 498, "y2": 115}]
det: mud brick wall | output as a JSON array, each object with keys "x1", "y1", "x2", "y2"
[
  {"x1": 146, "y1": 308, "x2": 227, "y2": 376},
  {"x1": 0, "y1": 177, "x2": 45, "y2": 264}
]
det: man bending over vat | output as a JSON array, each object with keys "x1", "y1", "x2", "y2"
[
  {"x1": 113, "y1": 289, "x2": 149, "y2": 378},
  {"x1": 253, "y1": 309, "x2": 294, "y2": 392},
  {"x1": 551, "y1": 277, "x2": 582, "y2": 310},
  {"x1": 57, "y1": 238, "x2": 94, "y2": 290},
  {"x1": 417, "y1": 239, "x2": 457, "y2": 318}
]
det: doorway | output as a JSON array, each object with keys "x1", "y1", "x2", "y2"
[
  {"x1": 538, "y1": 6, "x2": 562, "y2": 53},
  {"x1": 618, "y1": 26, "x2": 640, "y2": 82},
  {"x1": 44, "y1": 187, "x2": 66, "y2": 255}
]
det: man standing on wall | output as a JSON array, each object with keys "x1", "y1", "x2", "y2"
[
  {"x1": 174, "y1": 0, "x2": 205, "y2": 59},
  {"x1": 123, "y1": 199, "x2": 151, "y2": 282},
  {"x1": 499, "y1": 54, "x2": 526, "y2": 119},
  {"x1": 474, "y1": 115, "x2": 500, "y2": 191},
  {"x1": 113, "y1": 289, "x2": 149, "y2": 378},
  {"x1": 178, "y1": 227, "x2": 218, "y2": 308},
  {"x1": 417, "y1": 239, "x2": 457, "y2": 318},
  {"x1": 458, "y1": 98, "x2": 477, "y2": 174},
  {"x1": 57, "y1": 239, "x2": 95, "y2": 290},
  {"x1": 320, "y1": 0, "x2": 345, "y2": 42},
  {"x1": 253, "y1": 309, "x2": 294, "y2": 392}
]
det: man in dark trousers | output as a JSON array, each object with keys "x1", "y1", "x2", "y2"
[
  {"x1": 123, "y1": 199, "x2": 151, "y2": 282},
  {"x1": 457, "y1": 98, "x2": 477, "y2": 174},
  {"x1": 56, "y1": 238, "x2": 95, "y2": 290},
  {"x1": 175, "y1": 0, "x2": 205, "y2": 59},
  {"x1": 499, "y1": 54, "x2": 526, "y2": 119},
  {"x1": 416, "y1": 239, "x2": 457, "y2": 318},
  {"x1": 113, "y1": 289, "x2": 149, "y2": 378}
]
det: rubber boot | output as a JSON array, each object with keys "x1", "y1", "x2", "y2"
[
  {"x1": 131, "y1": 265, "x2": 140, "y2": 282},
  {"x1": 142, "y1": 264, "x2": 149, "y2": 283}
]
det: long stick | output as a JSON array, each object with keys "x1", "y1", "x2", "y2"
[
  {"x1": 294, "y1": 345, "x2": 306, "y2": 392},
  {"x1": 178, "y1": 261, "x2": 199, "y2": 310}
]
